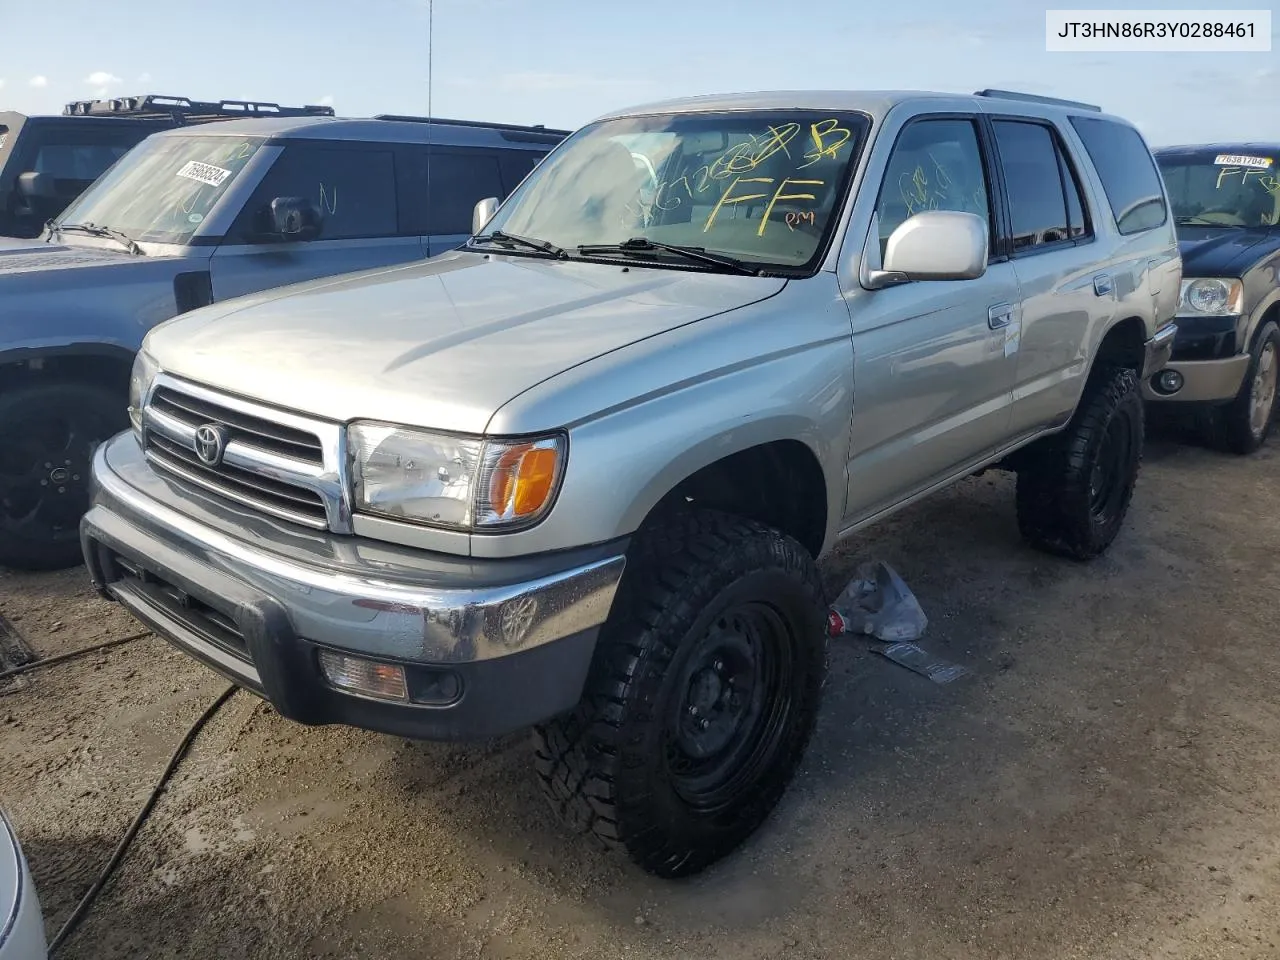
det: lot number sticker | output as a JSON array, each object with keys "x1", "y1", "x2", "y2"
[
  {"x1": 1214, "y1": 154, "x2": 1273, "y2": 169},
  {"x1": 176, "y1": 160, "x2": 233, "y2": 187}
]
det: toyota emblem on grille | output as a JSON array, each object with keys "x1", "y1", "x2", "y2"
[{"x1": 194, "y1": 424, "x2": 228, "y2": 467}]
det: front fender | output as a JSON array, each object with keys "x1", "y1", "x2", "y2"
[{"x1": 472, "y1": 284, "x2": 856, "y2": 560}]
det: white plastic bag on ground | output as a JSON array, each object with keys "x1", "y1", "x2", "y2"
[{"x1": 826, "y1": 560, "x2": 928, "y2": 643}]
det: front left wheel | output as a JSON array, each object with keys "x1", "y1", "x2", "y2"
[
  {"x1": 533, "y1": 508, "x2": 828, "y2": 878},
  {"x1": 0, "y1": 381, "x2": 127, "y2": 571},
  {"x1": 1212, "y1": 321, "x2": 1280, "y2": 456}
]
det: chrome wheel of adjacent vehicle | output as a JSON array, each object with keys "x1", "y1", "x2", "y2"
[
  {"x1": 1248, "y1": 341, "x2": 1277, "y2": 438},
  {"x1": 1215, "y1": 321, "x2": 1280, "y2": 456}
]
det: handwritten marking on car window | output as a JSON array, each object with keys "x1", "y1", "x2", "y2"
[
  {"x1": 640, "y1": 119, "x2": 854, "y2": 235},
  {"x1": 786, "y1": 210, "x2": 816, "y2": 230},
  {"x1": 319, "y1": 182, "x2": 338, "y2": 215}
]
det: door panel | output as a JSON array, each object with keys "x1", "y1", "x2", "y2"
[
  {"x1": 209, "y1": 236, "x2": 425, "y2": 301},
  {"x1": 843, "y1": 264, "x2": 1022, "y2": 521},
  {"x1": 842, "y1": 114, "x2": 1022, "y2": 523}
]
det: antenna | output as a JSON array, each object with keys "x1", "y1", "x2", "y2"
[{"x1": 426, "y1": 0, "x2": 433, "y2": 228}]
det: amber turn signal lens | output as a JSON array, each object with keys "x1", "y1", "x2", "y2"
[{"x1": 486, "y1": 441, "x2": 562, "y2": 521}]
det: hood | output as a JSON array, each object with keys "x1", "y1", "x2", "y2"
[
  {"x1": 146, "y1": 251, "x2": 787, "y2": 433},
  {"x1": 1177, "y1": 226, "x2": 1280, "y2": 277},
  {"x1": 0, "y1": 237, "x2": 137, "y2": 275}
]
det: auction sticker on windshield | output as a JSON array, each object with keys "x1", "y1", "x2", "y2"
[
  {"x1": 176, "y1": 160, "x2": 232, "y2": 187},
  {"x1": 1214, "y1": 154, "x2": 1273, "y2": 169}
]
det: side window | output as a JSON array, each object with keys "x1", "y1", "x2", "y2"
[
  {"x1": 992, "y1": 120, "x2": 1083, "y2": 253},
  {"x1": 1069, "y1": 116, "x2": 1168, "y2": 235},
  {"x1": 874, "y1": 118, "x2": 991, "y2": 259},
  {"x1": 498, "y1": 150, "x2": 543, "y2": 195},
  {"x1": 32, "y1": 142, "x2": 131, "y2": 181},
  {"x1": 231, "y1": 145, "x2": 397, "y2": 242},
  {"x1": 1058, "y1": 143, "x2": 1090, "y2": 240},
  {"x1": 424, "y1": 150, "x2": 504, "y2": 236}
]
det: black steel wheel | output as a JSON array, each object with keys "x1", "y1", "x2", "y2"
[
  {"x1": 0, "y1": 382, "x2": 128, "y2": 571},
  {"x1": 1016, "y1": 365, "x2": 1144, "y2": 561},
  {"x1": 534, "y1": 508, "x2": 827, "y2": 878}
]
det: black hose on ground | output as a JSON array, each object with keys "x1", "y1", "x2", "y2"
[
  {"x1": 0, "y1": 632, "x2": 151, "y2": 683},
  {"x1": 48, "y1": 683, "x2": 239, "y2": 956}
]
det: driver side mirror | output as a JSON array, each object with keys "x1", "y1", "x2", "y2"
[
  {"x1": 865, "y1": 210, "x2": 988, "y2": 289},
  {"x1": 472, "y1": 196, "x2": 499, "y2": 235},
  {"x1": 268, "y1": 196, "x2": 323, "y2": 242}
]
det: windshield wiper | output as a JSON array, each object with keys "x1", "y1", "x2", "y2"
[
  {"x1": 55, "y1": 221, "x2": 144, "y2": 256},
  {"x1": 575, "y1": 238, "x2": 760, "y2": 275},
  {"x1": 469, "y1": 230, "x2": 565, "y2": 258}
]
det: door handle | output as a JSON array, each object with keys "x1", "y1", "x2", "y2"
[
  {"x1": 988, "y1": 303, "x2": 1014, "y2": 329},
  {"x1": 1093, "y1": 273, "x2": 1114, "y2": 297}
]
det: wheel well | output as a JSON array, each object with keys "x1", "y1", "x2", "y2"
[
  {"x1": 0, "y1": 351, "x2": 132, "y2": 398},
  {"x1": 648, "y1": 440, "x2": 828, "y2": 557},
  {"x1": 1095, "y1": 316, "x2": 1146, "y2": 374}
]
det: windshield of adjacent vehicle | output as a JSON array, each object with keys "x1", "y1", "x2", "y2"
[
  {"x1": 54, "y1": 134, "x2": 266, "y2": 244},
  {"x1": 476, "y1": 110, "x2": 870, "y2": 272},
  {"x1": 1158, "y1": 150, "x2": 1280, "y2": 229}
]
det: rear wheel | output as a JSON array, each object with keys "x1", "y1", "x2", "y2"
[
  {"x1": 1212, "y1": 321, "x2": 1280, "y2": 456},
  {"x1": 0, "y1": 382, "x2": 128, "y2": 571},
  {"x1": 1016, "y1": 365, "x2": 1144, "y2": 561},
  {"x1": 533, "y1": 509, "x2": 827, "y2": 878}
]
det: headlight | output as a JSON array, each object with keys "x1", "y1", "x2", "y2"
[
  {"x1": 1179, "y1": 278, "x2": 1244, "y2": 316},
  {"x1": 128, "y1": 348, "x2": 160, "y2": 437},
  {"x1": 348, "y1": 422, "x2": 566, "y2": 531}
]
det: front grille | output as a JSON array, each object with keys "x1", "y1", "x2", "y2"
[
  {"x1": 110, "y1": 552, "x2": 250, "y2": 661},
  {"x1": 147, "y1": 432, "x2": 329, "y2": 526},
  {"x1": 142, "y1": 378, "x2": 336, "y2": 530},
  {"x1": 151, "y1": 386, "x2": 323, "y2": 464}
]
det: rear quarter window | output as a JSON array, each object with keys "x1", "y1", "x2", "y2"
[{"x1": 1069, "y1": 116, "x2": 1168, "y2": 236}]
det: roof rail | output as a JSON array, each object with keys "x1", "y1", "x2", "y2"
[
  {"x1": 62, "y1": 95, "x2": 336, "y2": 123},
  {"x1": 973, "y1": 89, "x2": 1102, "y2": 112},
  {"x1": 373, "y1": 114, "x2": 572, "y2": 136}
]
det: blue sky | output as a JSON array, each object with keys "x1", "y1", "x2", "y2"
[{"x1": 2, "y1": 0, "x2": 1276, "y2": 146}]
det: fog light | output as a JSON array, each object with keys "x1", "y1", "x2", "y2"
[
  {"x1": 1155, "y1": 369, "x2": 1184, "y2": 395},
  {"x1": 318, "y1": 650, "x2": 408, "y2": 702}
]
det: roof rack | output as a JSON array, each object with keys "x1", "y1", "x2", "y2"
[
  {"x1": 973, "y1": 89, "x2": 1102, "y2": 112},
  {"x1": 374, "y1": 114, "x2": 571, "y2": 136},
  {"x1": 62, "y1": 95, "x2": 336, "y2": 123}
]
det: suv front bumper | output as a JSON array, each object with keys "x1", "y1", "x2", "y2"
[{"x1": 80, "y1": 433, "x2": 627, "y2": 741}]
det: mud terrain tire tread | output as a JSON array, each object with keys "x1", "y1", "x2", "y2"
[
  {"x1": 532, "y1": 508, "x2": 827, "y2": 878},
  {"x1": 1015, "y1": 365, "x2": 1144, "y2": 561}
]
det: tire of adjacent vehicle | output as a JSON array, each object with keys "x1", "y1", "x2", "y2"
[
  {"x1": 533, "y1": 508, "x2": 828, "y2": 879},
  {"x1": 1212, "y1": 321, "x2": 1280, "y2": 456},
  {"x1": 0, "y1": 381, "x2": 127, "y2": 571},
  {"x1": 1015, "y1": 365, "x2": 1144, "y2": 562}
]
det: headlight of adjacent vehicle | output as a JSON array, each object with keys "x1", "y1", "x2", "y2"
[
  {"x1": 348, "y1": 422, "x2": 566, "y2": 531},
  {"x1": 1179, "y1": 277, "x2": 1244, "y2": 316},
  {"x1": 128, "y1": 348, "x2": 160, "y2": 437}
]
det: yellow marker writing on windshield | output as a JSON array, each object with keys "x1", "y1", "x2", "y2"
[
  {"x1": 758, "y1": 179, "x2": 823, "y2": 236},
  {"x1": 703, "y1": 177, "x2": 772, "y2": 232}
]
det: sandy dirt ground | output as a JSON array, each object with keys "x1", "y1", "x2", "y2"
[{"x1": 1, "y1": 428, "x2": 1278, "y2": 960}]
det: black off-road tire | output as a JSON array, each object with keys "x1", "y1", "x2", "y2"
[
  {"x1": 0, "y1": 381, "x2": 127, "y2": 571},
  {"x1": 533, "y1": 508, "x2": 828, "y2": 878},
  {"x1": 1015, "y1": 365, "x2": 1144, "y2": 561},
  {"x1": 1211, "y1": 321, "x2": 1280, "y2": 456}
]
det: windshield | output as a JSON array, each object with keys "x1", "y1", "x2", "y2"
[
  {"x1": 478, "y1": 110, "x2": 870, "y2": 272},
  {"x1": 54, "y1": 134, "x2": 266, "y2": 244},
  {"x1": 1157, "y1": 150, "x2": 1280, "y2": 229}
]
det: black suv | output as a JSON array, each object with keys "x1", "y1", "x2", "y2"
[
  {"x1": 1147, "y1": 144, "x2": 1280, "y2": 453},
  {"x1": 0, "y1": 94, "x2": 335, "y2": 238}
]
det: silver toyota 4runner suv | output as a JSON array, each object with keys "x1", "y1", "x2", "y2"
[{"x1": 81, "y1": 89, "x2": 1179, "y2": 877}]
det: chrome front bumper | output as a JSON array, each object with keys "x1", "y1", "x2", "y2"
[
  {"x1": 80, "y1": 433, "x2": 627, "y2": 740},
  {"x1": 1141, "y1": 354, "x2": 1250, "y2": 404}
]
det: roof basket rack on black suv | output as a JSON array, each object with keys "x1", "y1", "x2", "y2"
[
  {"x1": 974, "y1": 89, "x2": 1102, "y2": 112},
  {"x1": 62, "y1": 95, "x2": 336, "y2": 123}
]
